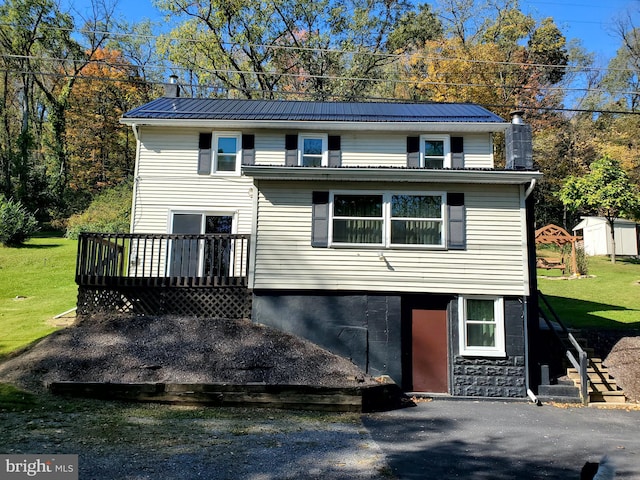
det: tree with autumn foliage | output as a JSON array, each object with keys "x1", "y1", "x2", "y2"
[
  {"x1": 65, "y1": 47, "x2": 147, "y2": 211},
  {"x1": 407, "y1": 8, "x2": 568, "y2": 122}
]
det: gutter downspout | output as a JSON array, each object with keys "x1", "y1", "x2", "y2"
[
  {"x1": 523, "y1": 177, "x2": 541, "y2": 404},
  {"x1": 524, "y1": 296, "x2": 541, "y2": 405},
  {"x1": 525, "y1": 178, "x2": 536, "y2": 199},
  {"x1": 129, "y1": 124, "x2": 141, "y2": 233}
]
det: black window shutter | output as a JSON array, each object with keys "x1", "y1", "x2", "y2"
[
  {"x1": 447, "y1": 192, "x2": 466, "y2": 250},
  {"x1": 198, "y1": 133, "x2": 212, "y2": 174},
  {"x1": 328, "y1": 135, "x2": 341, "y2": 167},
  {"x1": 451, "y1": 136, "x2": 464, "y2": 169},
  {"x1": 311, "y1": 191, "x2": 330, "y2": 247},
  {"x1": 407, "y1": 136, "x2": 420, "y2": 168},
  {"x1": 285, "y1": 134, "x2": 298, "y2": 166},
  {"x1": 242, "y1": 134, "x2": 255, "y2": 165}
]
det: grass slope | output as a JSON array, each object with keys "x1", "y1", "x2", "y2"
[
  {"x1": 538, "y1": 256, "x2": 640, "y2": 329},
  {"x1": 0, "y1": 234, "x2": 78, "y2": 357},
  {"x1": 1, "y1": 234, "x2": 638, "y2": 357}
]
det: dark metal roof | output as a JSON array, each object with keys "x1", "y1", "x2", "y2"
[{"x1": 122, "y1": 98, "x2": 505, "y2": 123}]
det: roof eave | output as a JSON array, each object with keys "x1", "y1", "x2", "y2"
[
  {"x1": 120, "y1": 117, "x2": 510, "y2": 133},
  {"x1": 242, "y1": 166, "x2": 542, "y2": 184}
]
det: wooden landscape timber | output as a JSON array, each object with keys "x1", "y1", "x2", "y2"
[{"x1": 48, "y1": 381, "x2": 407, "y2": 413}]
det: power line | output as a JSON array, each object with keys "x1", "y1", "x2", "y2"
[
  {"x1": 3, "y1": 45, "x2": 640, "y2": 99},
  {"x1": 1, "y1": 66, "x2": 639, "y2": 116},
  {"x1": 3, "y1": 61, "x2": 640, "y2": 98},
  {"x1": 0, "y1": 21, "x2": 636, "y2": 77}
]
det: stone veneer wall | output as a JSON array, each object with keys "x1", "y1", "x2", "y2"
[
  {"x1": 449, "y1": 296, "x2": 527, "y2": 398},
  {"x1": 452, "y1": 356, "x2": 526, "y2": 397}
]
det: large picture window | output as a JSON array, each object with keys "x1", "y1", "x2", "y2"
[
  {"x1": 458, "y1": 296, "x2": 505, "y2": 357},
  {"x1": 330, "y1": 192, "x2": 445, "y2": 247}
]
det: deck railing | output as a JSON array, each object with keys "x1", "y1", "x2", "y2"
[{"x1": 76, "y1": 232, "x2": 251, "y2": 287}]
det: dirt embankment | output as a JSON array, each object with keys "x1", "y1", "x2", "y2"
[
  {"x1": 604, "y1": 336, "x2": 640, "y2": 403},
  {"x1": 0, "y1": 315, "x2": 376, "y2": 394}
]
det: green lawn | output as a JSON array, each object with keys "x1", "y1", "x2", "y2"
[
  {"x1": 0, "y1": 234, "x2": 638, "y2": 359},
  {"x1": 0, "y1": 234, "x2": 78, "y2": 357},
  {"x1": 537, "y1": 256, "x2": 640, "y2": 329}
]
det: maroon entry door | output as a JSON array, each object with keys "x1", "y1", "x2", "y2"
[{"x1": 411, "y1": 309, "x2": 449, "y2": 393}]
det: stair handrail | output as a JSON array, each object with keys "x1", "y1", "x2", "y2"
[{"x1": 537, "y1": 290, "x2": 589, "y2": 405}]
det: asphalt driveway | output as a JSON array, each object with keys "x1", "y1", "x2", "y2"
[{"x1": 363, "y1": 399, "x2": 640, "y2": 479}]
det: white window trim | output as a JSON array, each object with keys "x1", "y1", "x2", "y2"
[
  {"x1": 420, "y1": 134, "x2": 451, "y2": 168},
  {"x1": 168, "y1": 210, "x2": 238, "y2": 276},
  {"x1": 213, "y1": 132, "x2": 242, "y2": 175},
  {"x1": 168, "y1": 209, "x2": 238, "y2": 234},
  {"x1": 298, "y1": 133, "x2": 328, "y2": 167},
  {"x1": 328, "y1": 190, "x2": 446, "y2": 248},
  {"x1": 458, "y1": 296, "x2": 506, "y2": 357}
]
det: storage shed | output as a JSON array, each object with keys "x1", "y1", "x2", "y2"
[{"x1": 572, "y1": 217, "x2": 639, "y2": 256}]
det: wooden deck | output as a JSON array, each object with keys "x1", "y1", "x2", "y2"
[
  {"x1": 75, "y1": 232, "x2": 252, "y2": 318},
  {"x1": 76, "y1": 232, "x2": 250, "y2": 287}
]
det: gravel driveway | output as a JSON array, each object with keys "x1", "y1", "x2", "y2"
[
  {"x1": 4, "y1": 393, "x2": 640, "y2": 479},
  {"x1": 0, "y1": 395, "x2": 391, "y2": 480}
]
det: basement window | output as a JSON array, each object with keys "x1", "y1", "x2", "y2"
[{"x1": 458, "y1": 296, "x2": 506, "y2": 357}]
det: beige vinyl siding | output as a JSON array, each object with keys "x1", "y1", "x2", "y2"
[
  {"x1": 252, "y1": 181, "x2": 528, "y2": 296},
  {"x1": 135, "y1": 128, "x2": 493, "y2": 170},
  {"x1": 255, "y1": 132, "x2": 286, "y2": 165},
  {"x1": 131, "y1": 127, "x2": 254, "y2": 234},
  {"x1": 340, "y1": 133, "x2": 407, "y2": 167},
  {"x1": 462, "y1": 134, "x2": 494, "y2": 168},
  {"x1": 250, "y1": 131, "x2": 409, "y2": 167}
]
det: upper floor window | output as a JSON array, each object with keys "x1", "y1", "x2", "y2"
[
  {"x1": 198, "y1": 132, "x2": 242, "y2": 175},
  {"x1": 421, "y1": 135, "x2": 450, "y2": 168},
  {"x1": 330, "y1": 192, "x2": 445, "y2": 247},
  {"x1": 214, "y1": 133, "x2": 241, "y2": 174},
  {"x1": 299, "y1": 134, "x2": 328, "y2": 167}
]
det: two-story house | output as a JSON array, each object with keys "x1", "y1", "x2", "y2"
[{"x1": 77, "y1": 92, "x2": 542, "y2": 398}]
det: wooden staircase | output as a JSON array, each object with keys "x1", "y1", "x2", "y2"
[
  {"x1": 567, "y1": 356, "x2": 626, "y2": 405},
  {"x1": 537, "y1": 291, "x2": 627, "y2": 406}
]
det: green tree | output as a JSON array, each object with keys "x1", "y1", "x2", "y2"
[
  {"x1": 0, "y1": 0, "x2": 118, "y2": 221},
  {"x1": 0, "y1": 0, "x2": 63, "y2": 209},
  {"x1": 386, "y1": 3, "x2": 442, "y2": 54},
  {"x1": 65, "y1": 180, "x2": 132, "y2": 239},
  {"x1": 0, "y1": 195, "x2": 39, "y2": 246},
  {"x1": 559, "y1": 156, "x2": 640, "y2": 263},
  {"x1": 154, "y1": 0, "x2": 413, "y2": 100}
]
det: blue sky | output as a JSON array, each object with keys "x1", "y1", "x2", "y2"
[{"x1": 67, "y1": 0, "x2": 637, "y2": 65}]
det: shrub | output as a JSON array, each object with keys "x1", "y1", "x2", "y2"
[
  {"x1": 65, "y1": 181, "x2": 133, "y2": 239},
  {"x1": 575, "y1": 244, "x2": 589, "y2": 276},
  {"x1": 0, "y1": 196, "x2": 39, "y2": 246}
]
